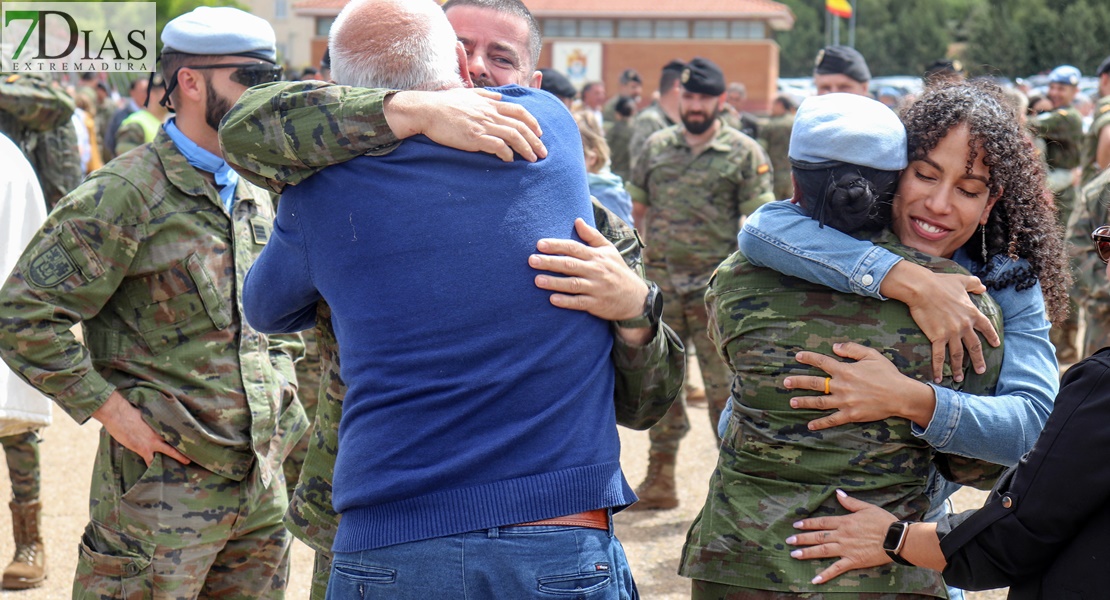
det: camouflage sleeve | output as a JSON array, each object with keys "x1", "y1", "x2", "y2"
[
  {"x1": 0, "y1": 74, "x2": 76, "y2": 131},
  {"x1": 0, "y1": 174, "x2": 141, "y2": 423},
  {"x1": 592, "y1": 200, "x2": 684, "y2": 429},
  {"x1": 626, "y1": 136, "x2": 652, "y2": 206},
  {"x1": 736, "y1": 140, "x2": 776, "y2": 217},
  {"x1": 113, "y1": 121, "x2": 145, "y2": 156},
  {"x1": 220, "y1": 81, "x2": 400, "y2": 193},
  {"x1": 626, "y1": 113, "x2": 655, "y2": 175},
  {"x1": 1070, "y1": 172, "x2": 1110, "y2": 302}
]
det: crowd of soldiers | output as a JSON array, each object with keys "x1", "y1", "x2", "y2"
[{"x1": 1, "y1": 0, "x2": 1109, "y2": 596}]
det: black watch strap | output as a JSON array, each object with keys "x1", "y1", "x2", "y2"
[
  {"x1": 882, "y1": 521, "x2": 915, "y2": 566},
  {"x1": 616, "y1": 282, "x2": 662, "y2": 329}
]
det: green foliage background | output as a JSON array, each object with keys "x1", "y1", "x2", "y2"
[{"x1": 775, "y1": 0, "x2": 1110, "y2": 78}]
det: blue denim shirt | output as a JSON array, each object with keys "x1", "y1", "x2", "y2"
[{"x1": 720, "y1": 200, "x2": 1059, "y2": 509}]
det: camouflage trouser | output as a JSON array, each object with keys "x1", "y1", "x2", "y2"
[
  {"x1": 310, "y1": 551, "x2": 332, "y2": 600},
  {"x1": 74, "y1": 428, "x2": 291, "y2": 600},
  {"x1": 1051, "y1": 296, "x2": 1081, "y2": 364},
  {"x1": 1081, "y1": 301, "x2": 1110, "y2": 357},
  {"x1": 691, "y1": 580, "x2": 937, "y2": 599},
  {"x1": 645, "y1": 266, "x2": 731, "y2": 456},
  {"x1": 1, "y1": 430, "x2": 40, "y2": 502},
  {"x1": 284, "y1": 329, "x2": 321, "y2": 498}
]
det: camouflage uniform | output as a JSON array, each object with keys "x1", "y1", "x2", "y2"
[
  {"x1": 682, "y1": 231, "x2": 1005, "y2": 596},
  {"x1": 627, "y1": 123, "x2": 774, "y2": 464},
  {"x1": 0, "y1": 73, "x2": 83, "y2": 209},
  {"x1": 1, "y1": 431, "x2": 38, "y2": 503},
  {"x1": 1034, "y1": 106, "x2": 1084, "y2": 363},
  {"x1": 627, "y1": 100, "x2": 674, "y2": 173},
  {"x1": 0, "y1": 129, "x2": 307, "y2": 598},
  {"x1": 219, "y1": 80, "x2": 686, "y2": 599},
  {"x1": 721, "y1": 108, "x2": 761, "y2": 140},
  {"x1": 283, "y1": 328, "x2": 321, "y2": 497},
  {"x1": 1067, "y1": 168, "x2": 1110, "y2": 357},
  {"x1": 758, "y1": 113, "x2": 795, "y2": 201},
  {"x1": 606, "y1": 117, "x2": 634, "y2": 182},
  {"x1": 1080, "y1": 95, "x2": 1110, "y2": 186}
]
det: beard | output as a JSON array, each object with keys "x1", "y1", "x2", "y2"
[
  {"x1": 681, "y1": 106, "x2": 720, "y2": 135},
  {"x1": 471, "y1": 74, "x2": 497, "y2": 88},
  {"x1": 204, "y1": 82, "x2": 235, "y2": 132}
]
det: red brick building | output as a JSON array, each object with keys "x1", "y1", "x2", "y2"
[{"x1": 294, "y1": 0, "x2": 794, "y2": 112}]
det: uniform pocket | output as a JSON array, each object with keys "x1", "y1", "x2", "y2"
[
  {"x1": 74, "y1": 521, "x2": 156, "y2": 600},
  {"x1": 117, "y1": 253, "x2": 230, "y2": 354}
]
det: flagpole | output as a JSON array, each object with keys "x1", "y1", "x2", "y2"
[
  {"x1": 849, "y1": 0, "x2": 856, "y2": 47},
  {"x1": 833, "y1": 14, "x2": 839, "y2": 45}
]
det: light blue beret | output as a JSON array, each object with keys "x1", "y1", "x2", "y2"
[
  {"x1": 789, "y1": 93, "x2": 907, "y2": 171},
  {"x1": 162, "y1": 7, "x2": 277, "y2": 63},
  {"x1": 1048, "y1": 65, "x2": 1081, "y2": 86}
]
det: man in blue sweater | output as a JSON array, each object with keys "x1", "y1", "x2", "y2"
[{"x1": 243, "y1": 0, "x2": 639, "y2": 597}]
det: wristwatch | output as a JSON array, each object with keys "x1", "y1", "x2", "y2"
[
  {"x1": 615, "y1": 282, "x2": 663, "y2": 329},
  {"x1": 882, "y1": 521, "x2": 915, "y2": 566}
]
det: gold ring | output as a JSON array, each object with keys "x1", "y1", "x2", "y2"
[{"x1": 824, "y1": 377, "x2": 831, "y2": 395}]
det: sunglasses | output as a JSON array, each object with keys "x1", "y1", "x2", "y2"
[
  {"x1": 1093, "y1": 225, "x2": 1110, "y2": 264},
  {"x1": 183, "y1": 62, "x2": 285, "y2": 87}
]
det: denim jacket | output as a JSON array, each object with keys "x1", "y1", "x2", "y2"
[{"x1": 723, "y1": 200, "x2": 1059, "y2": 508}]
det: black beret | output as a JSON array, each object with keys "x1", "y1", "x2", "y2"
[
  {"x1": 1098, "y1": 55, "x2": 1110, "y2": 77},
  {"x1": 662, "y1": 59, "x2": 686, "y2": 74},
  {"x1": 539, "y1": 68, "x2": 577, "y2": 100},
  {"x1": 681, "y1": 57, "x2": 725, "y2": 96},
  {"x1": 925, "y1": 59, "x2": 964, "y2": 77},
  {"x1": 814, "y1": 45, "x2": 871, "y2": 83},
  {"x1": 620, "y1": 69, "x2": 642, "y2": 84}
]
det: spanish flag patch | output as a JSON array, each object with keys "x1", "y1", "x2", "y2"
[
  {"x1": 757, "y1": 164, "x2": 770, "y2": 175},
  {"x1": 5, "y1": 74, "x2": 19, "y2": 84}
]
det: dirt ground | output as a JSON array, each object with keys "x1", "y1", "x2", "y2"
[{"x1": 1, "y1": 364, "x2": 1006, "y2": 599}]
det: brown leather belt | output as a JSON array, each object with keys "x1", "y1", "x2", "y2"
[{"x1": 514, "y1": 508, "x2": 608, "y2": 531}]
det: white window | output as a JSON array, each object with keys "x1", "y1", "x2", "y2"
[
  {"x1": 655, "y1": 20, "x2": 689, "y2": 39},
  {"x1": 544, "y1": 19, "x2": 577, "y2": 37},
  {"x1": 579, "y1": 19, "x2": 614, "y2": 38},
  {"x1": 730, "y1": 21, "x2": 765, "y2": 39},
  {"x1": 618, "y1": 19, "x2": 653, "y2": 39},
  {"x1": 693, "y1": 20, "x2": 728, "y2": 39},
  {"x1": 315, "y1": 17, "x2": 335, "y2": 37}
]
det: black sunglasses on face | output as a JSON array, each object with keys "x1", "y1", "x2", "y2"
[
  {"x1": 184, "y1": 62, "x2": 285, "y2": 87},
  {"x1": 1092, "y1": 225, "x2": 1110, "y2": 264}
]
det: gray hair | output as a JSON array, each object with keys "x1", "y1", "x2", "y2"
[{"x1": 329, "y1": 0, "x2": 463, "y2": 91}]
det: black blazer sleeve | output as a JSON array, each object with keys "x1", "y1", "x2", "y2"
[{"x1": 938, "y1": 349, "x2": 1110, "y2": 591}]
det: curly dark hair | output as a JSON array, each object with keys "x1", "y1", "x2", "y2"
[{"x1": 899, "y1": 80, "x2": 1070, "y2": 324}]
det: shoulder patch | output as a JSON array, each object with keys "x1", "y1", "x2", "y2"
[
  {"x1": 28, "y1": 244, "x2": 77, "y2": 288},
  {"x1": 5, "y1": 74, "x2": 19, "y2": 84},
  {"x1": 757, "y1": 164, "x2": 770, "y2": 175},
  {"x1": 1058, "y1": 109, "x2": 1069, "y2": 116},
  {"x1": 1100, "y1": 104, "x2": 1110, "y2": 115}
]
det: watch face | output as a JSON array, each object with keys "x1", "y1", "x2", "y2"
[{"x1": 882, "y1": 522, "x2": 907, "y2": 552}]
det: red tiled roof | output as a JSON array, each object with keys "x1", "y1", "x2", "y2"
[{"x1": 294, "y1": 0, "x2": 794, "y2": 29}]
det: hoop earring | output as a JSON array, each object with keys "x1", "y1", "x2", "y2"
[{"x1": 981, "y1": 224, "x2": 988, "y2": 263}]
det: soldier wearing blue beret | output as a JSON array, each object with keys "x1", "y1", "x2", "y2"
[{"x1": 0, "y1": 6, "x2": 308, "y2": 598}]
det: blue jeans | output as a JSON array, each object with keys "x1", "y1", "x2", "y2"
[{"x1": 326, "y1": 522, "x2": 638, "y2": 599}]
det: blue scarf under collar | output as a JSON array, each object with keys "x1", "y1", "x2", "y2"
[{"x1": 163, "y1": 118, "x2": 239, "y2": 212}]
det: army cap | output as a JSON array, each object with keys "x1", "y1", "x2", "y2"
[
  {"x1": 538, "y1": 68, "x2": 576, "y2": 101},
  {"x1": 1048, "y1": 65, "x2": 1081, "y2": 87},
  {"x1": 162, "y1": 7, "x2": 277, "y2": 63},
  {"x1": 1097, "y1": 56, "x2": 1110, "y2": 77},
  {"x1": 814, "y1": 45, "x2": 871, "y2": 83},
  {"x1": 681, "y1": 57, "x2": 725, "y2": 96},
  {"x1": 789, "y1": 93, "x2": 907, "y2": 171}
]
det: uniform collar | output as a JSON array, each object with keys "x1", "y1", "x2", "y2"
[{"x1": 152, "y1": 125, "x2": 249, "y2": 211}]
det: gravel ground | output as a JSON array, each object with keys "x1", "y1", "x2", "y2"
[{"x1": 1, "y1": 380, "x2": 1005, "y2": 599}]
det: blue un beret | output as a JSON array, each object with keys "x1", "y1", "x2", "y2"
[
  {"x1": 162, "y1": 7, "x2": 277, "y2": 63},
  {"x1": 1048, "y1": 65, "x2": 1081, "y2": 87},
  {"x1": 789, "y1": 93, "x2": 907, "y2": 172}
]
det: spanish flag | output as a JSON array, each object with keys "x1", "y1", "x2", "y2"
[{"x1": 826, "y1": 0, "x2": 852, "y2": 18}]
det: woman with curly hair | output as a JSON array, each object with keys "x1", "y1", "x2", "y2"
[{"x1": 702, "y1": 80, "x2": 1066, "y2": 597}]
